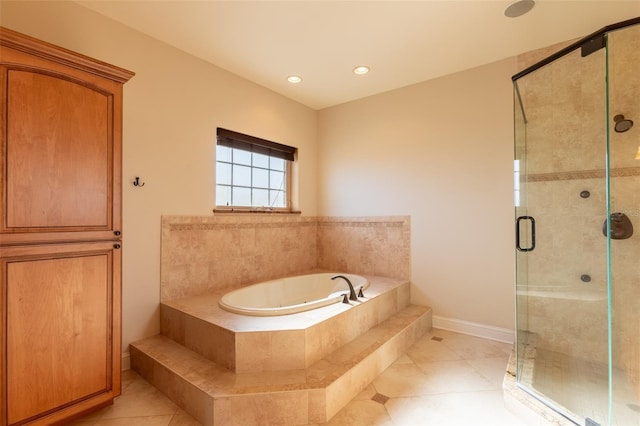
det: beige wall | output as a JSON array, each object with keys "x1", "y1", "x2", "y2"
[
  {"x1": 0, "y1": 1, "x2": 318, "y2": 353},
  {"x1": 317, "y1": 58, "x2": 518, "y2": 331}
]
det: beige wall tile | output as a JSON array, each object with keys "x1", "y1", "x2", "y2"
[
  {"x1": 161, "y1": 216, "x2": 320, "y2": 301},
  {"x1": 160, "y1": 215, "x2": 410, "y2": 306},
  {"x1": 516, "y1": 23, "x2": 640, "y2": 386},
  {"x1": 235, "y1": 332, "x2": 272, "y2": 373},
  {"x1": 307, "y1": 389, "x2": 327, "y2": 424},
  {"x1": 270, "y1": 330, "x2": 307, "y2": 371},
  {"x1": 317, "y1": 217, "x2": 411, "y2": 280},
  {"x1": 234, "y1": 330, "x2": 306, "y2": 373},
  {"x1": 213, "y1": 392, "x2": 308, "y2": 426}
]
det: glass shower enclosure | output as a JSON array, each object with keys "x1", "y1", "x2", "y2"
[{"x1": 514, "y1": 18, "x2": 640, "y2": 426}]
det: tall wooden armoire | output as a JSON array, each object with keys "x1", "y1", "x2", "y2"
[{"x1": 0, "y1": 27, "x2": 134, "y2": 425}]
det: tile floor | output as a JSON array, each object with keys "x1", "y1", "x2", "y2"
[{"x1": 71, "y1": 328, "x2": 529, "y2": 426}]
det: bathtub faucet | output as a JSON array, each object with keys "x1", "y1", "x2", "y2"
[{"x1": 331, "y1": 275, "x2": 358, "y2": 301}]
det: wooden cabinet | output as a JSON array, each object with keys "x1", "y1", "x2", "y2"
[
  {"x1": 0, "y1": 242, "x2": 121, "y2": 425},
  {"x1": 0, "y1": 28, "x2": 133, "y2": 425}
]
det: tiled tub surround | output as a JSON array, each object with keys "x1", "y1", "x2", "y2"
[
  {"x1": 160, "y1": 215, "x2": 410, "y2": 301},
  {"x1": 133, "y1": 214, "x2": 423, "y2": 425},
  {"x1": 160, "y1": 215, "x2": 318, "y2": 301},
  {"x1": 317, "y1": 217, "x2": 410, "y2": 280},
  {"x1": 160, "y1": 276, "x2": 411, "y2": 373},
  {"x1": 131, "y1": 276, "x2": 431, "y2": 425}
]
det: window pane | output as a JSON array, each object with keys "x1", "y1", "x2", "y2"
[
  {"x1": 253, "y1": 189, "x2": 269, "y2": 207},
  {"x1": 253, "y1": 152, "x2": 269, "y2": 168},
  {"x1": 233, "y1": 187, "x2": 251, "y2": 206},
  {"x1": 216, "y1": 185, "x2": 231, "y2": 206},
  {"x1": 217, "y1": 145, "x2": 232, "y2": 163},
  {"x1": 216, "y1": 139, "x2": 291, "y2": 209},
  {"x1": 233, "y1": 164, "x2": 251, "y2": 187},
  {"x1": 234, "y1": 149, "x2": 251, "y2": 166},
  {"x1": 252, "y1": 168, "x2": 269, "y2": 189},
  {"x1": 270, "y1": 170, "x2": 285, "y2": 190},
  {"x1": 270, "y1": 157, "x2": 285, "y2": 171},
  {"x1": 216, "y1": 162, "x2": 231, "y2": 185},
  {"x1": 269, "y1": 190, "x2": 285, "y2": 208}
]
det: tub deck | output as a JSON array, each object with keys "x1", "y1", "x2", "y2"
[
  {"x1": 162, "y1": 274, "x2": 408, "y2": 332},
  {"x1": 159, "y1": 275, "x2": 411, "y2": 372},
  {"x1": 132, "y1": 304, "x2": 430, "y2": 425},
  {"x1": 130, "y1": 273, "x2": 432, "y2": 425}
]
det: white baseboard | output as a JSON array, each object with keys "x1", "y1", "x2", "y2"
[
  {"x1": 432, "y1": 315, "x2": 514, "y2": 344},
  {"x1": 122, "y1": 351, "x2": 131, "y2": 371}
]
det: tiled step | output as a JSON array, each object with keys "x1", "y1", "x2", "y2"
[{"x1": 131, "y1": 304, "x2": 431, "y2": 426}]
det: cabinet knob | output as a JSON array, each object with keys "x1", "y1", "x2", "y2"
[
  {"x1": 114, "y1": 243, "x2": 121, "y2": 249},
  {"x1": 114, "y1": 230, "x2": 121, "y2": 236}
]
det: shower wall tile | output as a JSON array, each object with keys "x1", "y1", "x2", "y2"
[
  {"x1": 524, "y1": 176, "x2": 640, "y2": 370},
  {"x1": 528, "y1": 297, "x2": 609, "y2": 362},
  {"x1": 517, "y1": 50, "x2": 607, "y2": 176},
  {"x1": 523, "y1": 177, "x2": 610, "y2": 363},
  {"x1": 602, "y1": 25, "x2": 640, "y2": 395},
  {"x1": 517, "y1": 23, "x2": 640, "y2": 394},
  {"x1": 610, "y1": 174, "x2": 640, "y2": 397},
  {"x1": 609, "y1": 24, "x2": 640, "y2": 142}
]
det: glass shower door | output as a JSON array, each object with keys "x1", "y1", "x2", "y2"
[
  {"x1": 514, "y1": 44, "x2": 610, "y2": 424},
  {"x1": 607, "y1": 22, "x2": 640, "y2": 426},
  {"x1": 513, "y1": 82, "x2": 530, "y2": 385}
]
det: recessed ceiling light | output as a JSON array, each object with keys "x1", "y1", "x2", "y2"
[
  {"x1": 504, "y1": 0, "x2": 535, "y2": 18},
  {"x1": 353, "y1": 66, "x2": 370, "y2": 75},
  {"x1": 287, "y1": 75, "x2": 302, "y2": 83}
]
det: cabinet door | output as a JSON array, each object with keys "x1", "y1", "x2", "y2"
[
  {"x1": 0, "y1": 45, "x2": 125, "y2": 245},
  {"x1": 0, "y1": 241, "x2": 121, "y2": 425}
]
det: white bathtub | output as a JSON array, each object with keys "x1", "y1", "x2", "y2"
[{"x1": 218, "y1": 272, "x2": 369, "y2": 316}]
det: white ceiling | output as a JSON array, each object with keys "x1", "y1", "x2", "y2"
[{"x1": 77, "y1": 0, "x2": 640, "y2": 110}]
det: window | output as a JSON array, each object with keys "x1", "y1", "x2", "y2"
[{"x1": 215, "y1": 128, "x2": 296, "y2": 211}]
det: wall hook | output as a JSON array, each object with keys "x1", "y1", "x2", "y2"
[{"x1": 133, "y1": 176, "x2": 145, "y2": 187}]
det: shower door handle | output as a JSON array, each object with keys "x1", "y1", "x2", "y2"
[{"x1": 516, "y1": 216, "x2": 536, "y2": 252}]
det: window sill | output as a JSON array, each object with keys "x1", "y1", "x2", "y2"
[{"x1": 212, "y1": 208, "x2": 302, "y2": 215}]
